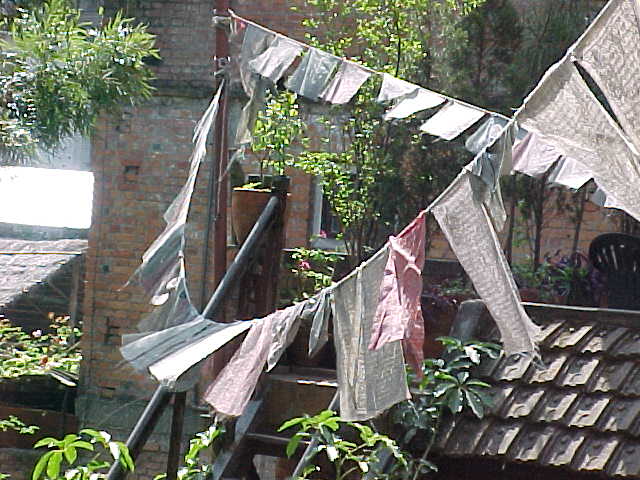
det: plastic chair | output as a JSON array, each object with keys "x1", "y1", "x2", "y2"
[{"x1": 589, "y1": 233, "x2": 640, "y2": 310}]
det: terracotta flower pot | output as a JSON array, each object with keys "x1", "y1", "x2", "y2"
[
  {"x1": 231, "y1": 186, "x2": 291, "y2": 245},
  {"x1": 231, "y1": 188, "x2": 272, "y2": 244}
]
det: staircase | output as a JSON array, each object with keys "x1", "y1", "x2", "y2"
[{"x1": 211, "y1": 367, "x2": 337, "y2": 480}]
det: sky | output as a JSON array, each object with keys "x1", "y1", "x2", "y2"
[{"x1": 0, "y1": 167, "x2": 94, "y2": 229}]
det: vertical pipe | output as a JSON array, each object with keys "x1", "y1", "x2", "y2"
[
  {"x1": 166, "y1": 392, "x2": 187, "y2": 480},
  {"x1": 201, "y1": 0, "x2": 230, "y2": 312},
  {"x1": 68, "y1": 256, "x2": 81, "y2": 344},
  {"x1": 211, "y1": 0, "x2": 230, "y2": 313}
]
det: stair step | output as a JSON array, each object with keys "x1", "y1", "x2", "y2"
[
  {"x1": 245, "y1": 432, "x2": 310, "y2": 458},
  {"x1": 260, "y1": 369, "x2": 337, "y2": 433}
]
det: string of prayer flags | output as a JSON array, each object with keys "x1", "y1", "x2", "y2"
[
  {"x1": 286, "y1": 48, "x2": 341, "y2": 101},
  {"x1": 432, "y1": 172, "x2": 541, "y2": 359},
  {"x1": 230, "y1": 13, "x2": 507, "y2": 145},
  {"x1": 125, "y1": 84, "x2": 223, "y2": 303},
  {"x1": 205, "y1": 303, "x2": 305, "y2": 417},
  {"x1": 420, "y1": 101, "x2": 486, "y2": 141},
  {"x1": 331, "y1": 248, "x2": 410, "y2": 421},
  {"x1": 369, "y1": 212, "x2": 426, "y2": 378},
  {"x1": 248, "y1": 35, "x2": 304, "y2": 84},
  {"x1": 320, "y1": 61, "x2": 372, "y2": 105},
  {"x1": 119, "y1": 85, "x2": 225, "y2": 391},
  {"x1": 571, "y1": 0, "x2": 640, "y2": 152},
  {"x1": 516, "y1": 58, "x2": 640, "y2": 221},
  {"x1": 383, "y1": 88, "x2": 445, "y2": 120}
]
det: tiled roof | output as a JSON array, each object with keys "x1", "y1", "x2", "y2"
[
  {"x1": 435, "y1": 303, "x2": 640, "y2": 477},
  {"x1": 0, "y1": 238, "x2": 87, "y2": 306}
]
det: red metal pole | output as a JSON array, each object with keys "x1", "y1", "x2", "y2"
[
  {"x1": 210, "y1": 0, "x2": 230, "y2": 315},
  {"x1": 198, "y1": 0, "x2": 231, "y2": 398}
]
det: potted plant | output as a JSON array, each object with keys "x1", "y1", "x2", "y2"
[
  {"x1": 421, "y1": 278, "x2": 477, "y2": 358},
  {"x1": 231, "y1": 90, "x2": 307, "y2": 244}
]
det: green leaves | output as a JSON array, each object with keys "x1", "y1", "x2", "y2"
[
  {"x1": 389, "y1": 337, "x2": 501, "y2": 477},
  {"x1": 279, "y1": 410, "x2": 405, "y2": 479},
  {"x1": 0, "y1": 0, "x2": 158, "y2": 159},
  {"x1": 0, "y1": 415, "x2": 39, "y2": 435},
  {"x1": 170, "y1": 424, "x2": 223, "y2": 480},
  {"x1": 252, "y1": 90, "x2": 307, "y2": 177},
  {"x1": 31, "y1": 429, "x2": 133, "y2": 480}
]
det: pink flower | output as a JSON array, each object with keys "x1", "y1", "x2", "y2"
[
  {"x1": 298, "y1": 260, "x2": 311, "y2": 270},
  {"x1": 318, "y1": 230, "x2": 328, "y2": 238},
  {"x1": 32, "y1": 330, "x2": 42, "y2": 338}
]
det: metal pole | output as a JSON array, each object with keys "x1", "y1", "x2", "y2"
[
  {"x1": 166, "y1": 392, "x2": 187, "y2": 480},
  {"x1": 106, "y1": 386, "x2": 172, "y2": 480},
  {"x1": 211, "y1": 0, "x2": 230, "y2": 310},
  {"x1": 203, "y1": 195, "x2": 280, "y2": 318}
]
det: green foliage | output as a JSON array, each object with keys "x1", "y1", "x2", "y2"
[
  {"x1": 388, "y1": 337, "x2": 500, "y2": 478},
  {"x1": 252, "y1": 89, "x2": 307, "y2": 178},
  {"x1": 280, "y1": 247, "x2": 341, "y2": 305},
  {"x1": 0, "y1": 414, "x2": 39, "y2": 434},
  {"x1": 295, "y1": 0, "x2": 485, "y2": 264},
  {"x1": 154, "y1": 425, "x2": 223, "y2": 480},
  {"x1": 279, "y1": 410, "x2": 406, "y2": 480},
  {"x1": 0, "y1": 0, "x2": 158, "y2": 159},
  {"x1": 31, "y1": 429, "x2": 133, "y2": 480},
  {"x1": 512, "y1": 252, "x2": 593, "y2": 304},
  {"x1": 0, "y1": 316, "x2": 81, "y2": 383}
]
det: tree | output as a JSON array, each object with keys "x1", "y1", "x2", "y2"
[
  {"x1": 293, "y1": 0, "x2": 486, "y2": 265},
  {"x1": 0, "y1": 0, "x2": 158, "y2": 161}
]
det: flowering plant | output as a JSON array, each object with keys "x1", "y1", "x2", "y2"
[
  {"x1": 280, "y1": 248, "x2": 342, "y2": 305},
  {"x1": 0, "y1": 315, "x2": 81, "y2": 384}
]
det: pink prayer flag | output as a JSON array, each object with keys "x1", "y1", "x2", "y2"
[
  {"x1": 369, "y1": 211, "x2": 426, "y2": 377},
  {"x1": 203, "y1": 304, "x2": 303, "y2": 417}
]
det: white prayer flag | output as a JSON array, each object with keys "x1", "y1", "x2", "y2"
[
  {"x1": 149, "y1": 320, "x2": 254, "y2": 389},
  {"x1": 286, "y1": 48, "x2": 341, "y2": 101},
  {"x1": 547, "y1": 157, "x2": 593, "y2": 190},
  {"x1": 376, "y1": 73, "x2": 418, "y2": 102},
  {"x1": 383, "y1": 88, "x2": 445, "y2": 120},
  {"x1": 419, "y1": 101, "x2": 485, "y2": 140},
  {"x1": 331, "y1": 249, "x2": 410, "y2": 421},
  {"x1": 321, "y1": 61, "x2": 372, "y2": 104},
  {"x1": 248, "y1": 36, "x2": 304, "y2": 83},
  {"x1": 432, "y1": 172, "x2": 540, "y2": 358}
]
